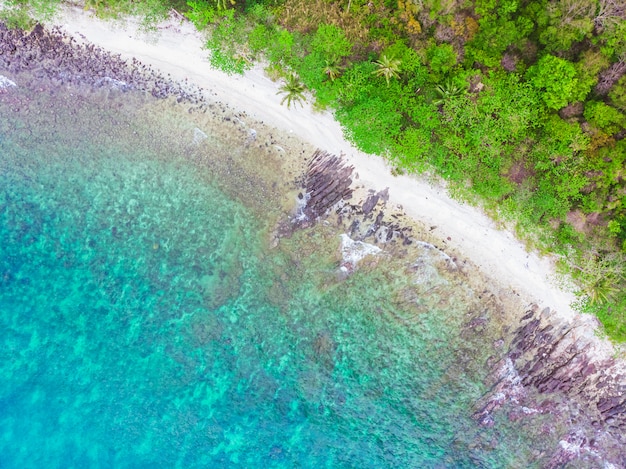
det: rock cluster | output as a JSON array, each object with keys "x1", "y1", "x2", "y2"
[
  {"x1": 0, "y1": 22, "x2": 205, "y2": 105},
  {"x1": 475, "y1": 305, "x2": 626, "y2": 468},
  {"x1": 278, "y1": 149, "x2": 416, "y2": 247},
  {"x1": 294, "y1": 149, "x2": 354, "y2": 229},
  {"x1": 273, "y1": 149, "x2": 435, "y2": 276}
]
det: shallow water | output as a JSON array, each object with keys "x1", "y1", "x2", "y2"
[{"x1": 0, "y1": 77, "x2": 560, "y2": 467}]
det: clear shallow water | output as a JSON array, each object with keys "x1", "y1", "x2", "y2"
[{"x1": 0, "y1": 80, "x2": 552, "y2": 467}]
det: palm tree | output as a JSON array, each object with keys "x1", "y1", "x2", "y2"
[
  {"x1": 372, "y1": 53, "x2": 401, "y2": 86},
  {"x1": 277, "y1": 74, "x2": 307, "y2": 109},
  {"x1": 587, "y1": 277, "x2": 621, "y2": 306},
  {"x1": 214, "y1": 0, "x2": 236, "y2": 9},
  {"x1": 433, "y1": 79, "x2": 465, "y2": 106},
  {"x1": 323, "y1": 59, "x2": 342, "y2": 82}
]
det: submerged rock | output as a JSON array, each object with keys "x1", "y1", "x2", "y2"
[
  {"x1": 296, "y1": 149, "x2": 354, "y2": 229},
  {"x1": 192, "y1": 127, "x2": 208, "y2": 145}
]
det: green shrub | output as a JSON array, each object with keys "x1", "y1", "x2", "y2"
[
  {"x1": 584, "y1": 101, "x2": 626, "y2": 134},
  {"x1": 310, "y1": 24, "x2": 352, "y2": 62},
  {"x1": 526, "y1": 55, "x2": 579, "y2": 110},
  {"x1": 426, "y1": 43, "x2": 457, "y2": 79},
  {"x1": 204, "y1": 9, "x2": 251, "y2": 75},
  {"x1": 609, "y1": 75, "x2": 626, "y2": 112}
]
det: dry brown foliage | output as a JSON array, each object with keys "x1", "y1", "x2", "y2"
[
  {"x1": 505, "y1": 159, "x2": 535, "y2": 185},
  {"x1": 278, "y1": 0, "x2": 370, "y2": 46},
  {"x1": 587, "y1": 130, "x2": 616, "y2": 154},
  {"x1": 595, "y1": 61, "x2": 626, "y2": 96}
]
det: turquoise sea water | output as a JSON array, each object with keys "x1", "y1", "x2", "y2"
[{"x1": 0, "y1": 78, "x2": 558, "y2": 467}]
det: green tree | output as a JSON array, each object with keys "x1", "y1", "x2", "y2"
[
  {"x1": 465, "y1": 0, "x2": 533, "y2": 68},
  {"x1": 526, "y1": 55, "x2": 579, "y2": 109},
  {"x1": 336, "y1": 96, "x2": 403, "y2": 155},
  {"x1": 426, "y1": 43, "x2": 457, "y2": 79},
  {"x1": 526, "y1": 115, "x2": 590, "y2": 220},
  {"x1": 266, "y1": 28, "x2": 295, "y2": 66},
  {"x1": 204, "y1": 9, "x2": 250, "y2": 75},
  {"x1": 310, "y1": 24, "x2": 353, "y2": 63},
  {"x1": 277, "y1": 74, "x2": 307, "y2": 109},
  {"x1": 609, "y1": 75, "x2": 626, "y2": 111},
  {"x1": 435, "y1": 74, "x2": 542, "y2": 200},
  {"x1": 384, "y1": 40, "x2": 425, "y2": 78},
  {"x1": 584, "y1": 101, "x2": 626, "y2": 134},
  {"x1": 299, "y1": 24, "x2": 352, "y2": 86},
  {"x1": 573, "y1": 49, "x2": 610, "y2": 98},
  {"x1": 539, "y1": 0, "x2": 596, "y2": 52},
  {"x1": 336, "y1": 61, "x2": 377, "y2": 105},
  {"x1": 186, "y1": 1, "x2": 219, "y2": 28},
  {"x1": 598, "y1": 21, "x2": 626, "y2": 59}
]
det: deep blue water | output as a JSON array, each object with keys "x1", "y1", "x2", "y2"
[{"x1": 0, "y1": 78, "x2": 553, "y2": 467}]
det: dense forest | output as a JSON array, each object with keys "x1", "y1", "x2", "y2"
[{"x1": 2, "y1": 0, "x2": 626, "y2": 341}]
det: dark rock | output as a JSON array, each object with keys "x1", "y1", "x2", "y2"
[
  {"x1": 0, "y1": 22, "x2": 207, "y2": 107},
  {"x1": 362, "y1": 192, "x2": 379, "y2": 215},
  {"x1": 475, "y1": 306, "x2": 626, "y2": 468},
  {"x1": 289, "y1": 150, "x2": 354, "y2": 231}
]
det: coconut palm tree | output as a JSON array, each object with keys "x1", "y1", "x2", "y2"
[
  {"x1": 587, "y1": 277, "x2": 621, "y2": 305},
  {"x1": 323, "y1": 59, "x2": 342, "y2": 82},
  {"x1": 433, "y1": 79, "x2": 465, "y2": 106},
  {"x1": 277, "y1": 74, "x2": 307, "y2": 109},
  {"x1": 372, "y1": 53, "x2": 401, "y2": 86},
  {"x1": 571, "y1": 250, "x2": 625, "y2": 306},
  {"x1": 214, "y1": 0, "x2": 236, "y2": 9}
]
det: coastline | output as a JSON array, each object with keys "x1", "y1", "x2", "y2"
[
  {"x1": 49, "y1": 7, "x2": 608, "y2": 339},
  {"x1": 0, "y1": 5, "x2": 623, "y2": 464}
]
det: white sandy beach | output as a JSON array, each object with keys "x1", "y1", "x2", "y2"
[{"x1": 49, "y1": 7, "x2": 612, "y2": 344}]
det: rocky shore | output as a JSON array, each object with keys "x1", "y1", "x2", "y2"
[
  {"x1": 2, "y1": 19, "x2": 625, "y2": 468},
  {"x1": 474, "y1": 305, "x2": 626, "y2": 467},
  {"x1": 0, "y1": 21, "x2": 205, "y2": 104},
  {"x1": 278, "y1": 149, "x2": 417, "y2": 246},
  {"x1": 278, "y1": 148, "x2": 626, "y2": 467}
]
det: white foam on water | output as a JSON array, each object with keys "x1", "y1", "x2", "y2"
[
  {"x1": 95, "y1": 76, "x2": 129, "y2": 90},
  {"x1": 415, "y1": 240, "x2": 458, "y2": 269},
  {"x1": 339, "y1": 234, "x2": 382, "y2": 272},
  {"x1": 0, "y1": 75, "x2": 17, "y2": 89},
  {"x1": 192, "y1": 127, "x2": 208, "y2": 145},
  {"x1": 294, "y1": 192, "x2": 311, "y2": 222}
]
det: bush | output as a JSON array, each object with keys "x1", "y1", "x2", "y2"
[
  {"x1": 526, "y1": 55, "x2": 579, "y2": 110},
  {"x1": 608, "y1": 75, "x2": 626, "y2": 112},
  {"x1": 426, "y1": 43, "x2": 457, "y2": 79},
  {"x1": 584, "y1": 101, "x2": 626, "y2": 134}
]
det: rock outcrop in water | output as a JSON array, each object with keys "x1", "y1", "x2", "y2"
[
  {"x1": 278, "y1": 150, "x2": 417, "y2": 247},
  {"x1": 274, "y1": 150, "x2": 458, "y2": 277},
  {"x1": 294, "y1": 150, "x2": 355, "y2": 229},
  {"x1": 475, "y1": 305, "x2": 626, "y2": 468}
]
